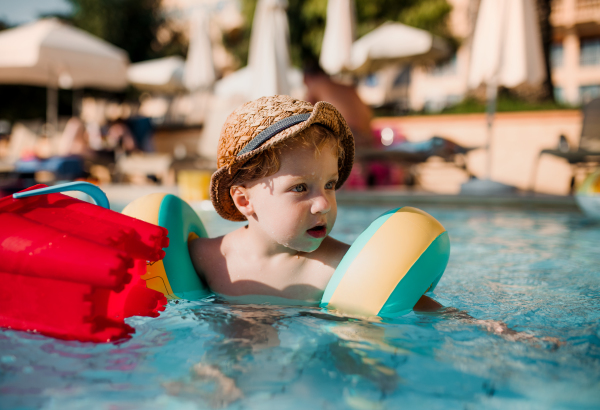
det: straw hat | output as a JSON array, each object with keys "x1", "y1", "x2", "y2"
[{"x1": 210, "y1": 95, "x2": 355, "y2": 221}]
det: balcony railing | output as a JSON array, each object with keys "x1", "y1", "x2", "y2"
[{"x1": 551, "y1": 0, "x2": 600, "y2": 26}]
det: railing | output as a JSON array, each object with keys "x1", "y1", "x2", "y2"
[
  {"x1": 576, "y1": 0, "x2": 600, "y2": 23},
  {"x1": 550, "y1": 0, "x2": 568, "y2": 26},
  {"x1": 552, "y1": 0, "x2": 565, "y2": 14},
  {"x1": 577, "y1": 0, "x2": 600, "y2": 8},
  {"x1": 551, "y1": 0, "x2": 600, "y2": 26}
]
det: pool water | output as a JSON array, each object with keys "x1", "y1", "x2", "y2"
[{"x1": 1, "y1": 205, "x2": 599, "y2": 410}]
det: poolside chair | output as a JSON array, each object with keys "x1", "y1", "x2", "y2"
[
  {"x1": 355, "y1": 136, "x2": 476, "y2": 187},
  {"x1": 530, "y1": 98, "x2": 600, "y2": 193},
  {"x1": 358, "y1": 136, "x2": 474, "y2": 164}
]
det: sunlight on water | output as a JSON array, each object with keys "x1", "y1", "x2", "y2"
[{"x1": 0, "y1": 206, "x2": 599, "y2": 409}]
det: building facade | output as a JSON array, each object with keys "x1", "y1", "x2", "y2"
[
  {"x1": 358, "y1": 0, "x2": 600, "y2": 111},
  {"x1": 551, "y1": 0, "x2": 600, "y2": 104}
]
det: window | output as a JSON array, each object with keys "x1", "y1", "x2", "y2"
[
  {"x1": 580, "y1": 37, "x2": 600, "y2": 66},
  {"x1": 579, "y1": 85, "x2": 600, "y2": 104},
  {"x1": 551, "y1": 42, "x2": 564, "y2": 68},
  {"x1": 553, "y1": 87, "x2": 565, "y2": 103}
]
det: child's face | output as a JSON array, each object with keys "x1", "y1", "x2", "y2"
[{"x1": 244, "y1": 141, "x2": 339, "y2": 253}]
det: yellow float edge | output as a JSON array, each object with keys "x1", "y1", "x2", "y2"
[{"x1": 122, "y1": 193, "x2": 180, "y2": 299}]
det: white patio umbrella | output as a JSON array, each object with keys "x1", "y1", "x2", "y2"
[
  {"x1": 347, "y1": 22, "x2": 450, "y2": 75},
  {"x1": 464, "y1": 0, "x2": 546, "y2": 193},
  {"x1": 468, "y1": 0, "x2": 545, "y2": 90},
  {"x1": 320, "y1": 0, "x2": 356, "y2": 75},
  {"x1": 247, "y1": 0, "x2": 291, "y2": 99},
  {"x1": 0, "y1": 18, "x2": 129, "y2": 132},
  {"x1": 128, "y1": 56, "x2": 186, "y2": 92},
  {"x1": 184, "y1": 9, "x2": 216, "y2": 91}
]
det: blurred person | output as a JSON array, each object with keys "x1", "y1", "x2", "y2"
[
  {"x1": 56, "y1": 117, "x2": 93, "y2": 157},
  {"x1": 106, "y1": 120, "x2": 137, "y2": 156},
  {"x1": 304, "y1": 64, "x2": 400, "y2": 189},
  {"x1": 303, "y1": 63, "x2": 373, "y2": 149},
  {"x1": 126, "y1": 116, "x2": 155, "y2": 152}
]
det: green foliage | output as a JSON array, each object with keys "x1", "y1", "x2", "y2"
[
  {"x1": 440, "y1": 96, "x2": 573, "y2": 115},
  {"x1": 398, "y1": 0, "x2": 453, "y2": 37},
  {"x1": 287, "y1": 0, "x2": 328, "y2": 66},
  {"x1": 230, "y1": 0, "x2": 454, "y2": 68},
  {"x1": 66, "y1": 0, "x2": 185, "y2": 63},
  {"x1": 222, "y1": 0, "x2": 258, "y2": 70}
]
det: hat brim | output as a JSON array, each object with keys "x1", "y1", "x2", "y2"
[{"x1": 210, "y1": 101, "x2": 355, "y2": 222}]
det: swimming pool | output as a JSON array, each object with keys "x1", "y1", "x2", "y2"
[{"x1": 1, "y1": 205, "x2": 599, "y2": 409}]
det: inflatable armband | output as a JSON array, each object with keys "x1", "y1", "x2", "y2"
[
  {"x1": 575, "y1": 169, "x2": 600, "y2": 220},
  {"x1": 320, "y1": 207, "x2": 450, "y2": 317},
  {"x1": 122, "y1": 193, "x2": 211, "y2": 300}
]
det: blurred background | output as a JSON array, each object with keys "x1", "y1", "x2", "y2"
[{"x1": 0, "y1": 0, "x2": 599, "y2": 213}]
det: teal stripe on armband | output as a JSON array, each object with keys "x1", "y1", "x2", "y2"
[{"x1": 378, "y1": 231, "x2": 450, "y2": 317}]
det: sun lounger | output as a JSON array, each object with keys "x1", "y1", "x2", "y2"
[
  {"x1": 357, "y1": 136, "x2": 474, "y2": 164},
  {"x1": 530, "y1": 98, "x2": 600, "y2": 192}
]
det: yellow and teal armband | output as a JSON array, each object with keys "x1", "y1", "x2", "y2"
[
  {"x1": 320, "y1": 207, "x2": 450, "y2": 317},
  {"x1": 122, "y1": 193, "x2": 211, "y2": 300}
]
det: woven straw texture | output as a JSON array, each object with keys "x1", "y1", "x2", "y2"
[{"x1": 210, "y1": 95, "x2": 355, "y2": 221}]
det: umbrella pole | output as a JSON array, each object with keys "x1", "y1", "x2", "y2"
[
  {"x1": 47, "y1": 83, "x2": 58, "y2": 136},
  {"x1": 73, "y1": 88, "x2": 83, "y2": 117},
  {"x1": 484, "y1": 78, "x2": 498, "y2": 181}
]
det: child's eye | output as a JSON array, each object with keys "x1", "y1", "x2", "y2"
[
  {"x1": 325, "y1": 181, "x2": 337, "y2": 190},
  {"x1": 291, "y1": 184, "x2": 307, "y2": 192}
]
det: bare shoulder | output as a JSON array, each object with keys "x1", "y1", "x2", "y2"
[
  {"x1": 189, "y1": 235, "x2": 223, "y2": 257},
  {"x1": 188, "y1": 235, "x2": 225, "y2": 281},
  {"x1": 311, "y1": 236, "x2": 350, "y2": 268}
]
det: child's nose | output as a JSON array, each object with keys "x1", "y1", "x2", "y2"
[{"x1": 311, "y1": 193, "x2": 331, "y2": 214}]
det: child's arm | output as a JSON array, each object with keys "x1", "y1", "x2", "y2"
[
  {"x1": 413, "y1": 295, "x2": 443, "y2": 312},
  {"x1": 413, "y1": 295, "x2": 562, "y2": 346}
]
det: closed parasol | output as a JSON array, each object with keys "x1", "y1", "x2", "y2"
[
  {"x1": 320, "y1": 0, "x2": 356, "y2": 75},
  {"x1": 184, "y1": 9, "x2": 216, "y2": 91},
  {"x1": 248, "y1": 0, "x2": 291, "y2": 99},
  {"x1": 464, "y1": 0, "x2": 546, "y2": 194}
]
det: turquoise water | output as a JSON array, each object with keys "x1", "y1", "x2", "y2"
[{"x1": 1, "y1": 205, "x2": 599, "y2": 409}]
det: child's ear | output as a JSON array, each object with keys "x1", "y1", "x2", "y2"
[{"x1": 230, "y1": 186, "x2": 254, "y2": 217}]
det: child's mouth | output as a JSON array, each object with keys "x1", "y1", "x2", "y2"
[{"x1": 306, "y1": 225, "x2": 327, "y2": 239}]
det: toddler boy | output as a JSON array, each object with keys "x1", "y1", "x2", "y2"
[
  {"x1": 189, "y1": 95, "x2": 441, "y2": 309},
  {"x1": 189, "y1": 95, "x2": 354, "y2": 304}
]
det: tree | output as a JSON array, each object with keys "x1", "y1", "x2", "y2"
[{"x1": 66, "y1": 0, "x2": 186, "y2": 63}]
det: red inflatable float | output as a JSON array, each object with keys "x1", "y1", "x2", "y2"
[{"x1": 0, "y1": 183, "x2": 169, "y2": 343}]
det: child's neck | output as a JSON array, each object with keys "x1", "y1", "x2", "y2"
[{"x1": 243, "y1": 221, "x2": 303, "y2": 259}]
